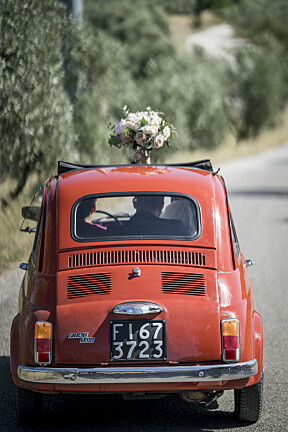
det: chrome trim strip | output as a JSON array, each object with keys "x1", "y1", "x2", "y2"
[{"x1": 18, "y1": 359, "x2": 257, "y2": 385}]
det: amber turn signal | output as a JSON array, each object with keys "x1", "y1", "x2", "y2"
[
  {"x1": 221, "y1": 319, "x2": 240, "y2": 363},
  {"x1": 34, "y1": 321, "x2": 53, "y2": 366}
]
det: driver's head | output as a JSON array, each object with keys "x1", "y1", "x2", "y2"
[
  {"x1": 133, "y1": 196, "x2": 164, "y2": 217},
  {"x1": 77, "y1": 198, "x2": 96, "y2": 220}
]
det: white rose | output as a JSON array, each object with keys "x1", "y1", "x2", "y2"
[
  {"x1": 150, "y1": 115, "x2": 161, "y2": 127},
  {"x1": 142, "y1": 125, "x2": 158, "y2": 136},
  {"x1": 163, "y1": 126, "x2": 171, "y2": 140},
  {"x1": 153, "y1": 134, "x2": 165, "y2": 149},
  {"x1": 132, "y1": 120, "x2": 141, "y2": 131},
  {"x1": 125, "y1": 113, "x2": 138, "y2": 129}
]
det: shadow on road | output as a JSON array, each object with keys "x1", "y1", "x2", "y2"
[
  {"x1": 0, "y1": 355, "x2": 248, "y2": 432},
  {"x1": 228, "y1": 189, "x2": 288, "y2": 198},
  {"x1": 0, "y1": 356, "x2": 18, "y2": 430}
]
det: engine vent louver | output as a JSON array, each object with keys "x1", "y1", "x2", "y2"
[
  {"x1": 162, "y1": 272, "x2": 206, "y2": 296},
  {"x1": 68, "y1": 249, "x2": 206, "y2": 268},
  {"x1": 67, "y1": 273, "x2": 112, "y2": 299}
]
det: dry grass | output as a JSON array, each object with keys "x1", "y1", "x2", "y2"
[
  {"x1": 0, "y1": 177, "x2": 38, "y2": 275},
  {"x1": 170, "y1": 15, "x2": 194, "y2": 53},
  {"x1": 170, "y1": 12, "x2": 222, "y2": 52}
]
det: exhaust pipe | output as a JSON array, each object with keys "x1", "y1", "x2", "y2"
[{"x1": 198, "y1": 390, "x2": 224, "y2": 408}]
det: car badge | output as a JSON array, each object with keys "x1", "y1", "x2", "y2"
[
  {"x1": 132, "y1": 266, "x2": 141, "y2": 277},
  {"x1": 68, "y1": 332, "x2": 95, "y2": 344}
]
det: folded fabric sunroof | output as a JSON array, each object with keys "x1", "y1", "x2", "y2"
[{"x1": 57, "y1": 159, "x2": 214, "y2": 175}]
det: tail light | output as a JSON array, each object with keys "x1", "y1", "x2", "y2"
[
  {"x1": 221, "y1": 318, "x2": 240, "y2": 362},
  {"x1": 34, "y1": 321, "x2": 53, "y2": 365}
]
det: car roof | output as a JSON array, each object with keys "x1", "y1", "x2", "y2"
[
  {"x1": 55, "y1": 160, "x2": 230, "y2": 253},
  {"x1": 57, "y1": 163, "x2": 216, "y2": 201}
]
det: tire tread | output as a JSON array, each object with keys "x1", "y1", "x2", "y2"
[{"x1": 234, "y1": 373, "x2": 263, "y2": 423}]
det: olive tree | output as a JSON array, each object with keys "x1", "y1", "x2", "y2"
[{"x1": 0, "y1": 0, "x2": 76, "y2": 202}]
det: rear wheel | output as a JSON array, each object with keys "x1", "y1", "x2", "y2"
[
  {"x1": 234, "y1": 373, "x2": 263, "y2": 423},
  {"x1": 16, "y1": 386, "x2": 43, "y2": 426}
]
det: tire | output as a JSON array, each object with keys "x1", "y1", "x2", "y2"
[
  {"x1": 16, "y1": 386, "x2": 43, "y2": 426},
  {"x1": 234, "y1": 372, "x2": 263, "y2": 423}
]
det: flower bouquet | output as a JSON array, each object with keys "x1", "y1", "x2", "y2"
[{"x1": 108, "y1": 106, "x2": 175, "y2": 163}]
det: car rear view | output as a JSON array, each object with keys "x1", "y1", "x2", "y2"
[{"x1": 11, "y1": 160, "x2": 263, "y2": 425}]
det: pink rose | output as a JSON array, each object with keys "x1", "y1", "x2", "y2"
[
  {"x1": 153, "y1": 134, "x2": 165, "y2": 149},
  {"x1": 135, "y1": 132, "x2": 147, "y2": 146}
]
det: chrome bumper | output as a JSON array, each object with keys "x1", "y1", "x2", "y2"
[{"x1": 18, "y1": 359, "x2": 257, "y2": 385}]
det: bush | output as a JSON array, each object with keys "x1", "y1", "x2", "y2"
[
  {"x1": 224, "y1": 0, "x2": 288, "y2": 103},
  {"x1": 137, "y1": 50, "x2": 231, "y2": 159},
  {"x1": 84, "y1": 0, "x2": 175, "y2": 79},
  {"x1": 65, "y1": 24, "x2": 141, "y2": 164},
  {"x1": 230, "y1": 38, "x2": 286, "y2": 139},
  {"x1": 0, "y1": 0, "x2": 76, "y2": 199}
]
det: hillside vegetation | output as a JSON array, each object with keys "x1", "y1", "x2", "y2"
[{"x1": 0, "y1": 0, "x2": 287, "y2": 272}]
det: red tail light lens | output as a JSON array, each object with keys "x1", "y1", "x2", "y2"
[
  {"x1": 35, "y1": 322, "x2": 53, "y2": 365},
  {"x1": 223, "y1": 335, "x2": 239, "y2": 349},
  {"x1": 221, "y1": 319, "x2": 240, "y2": 363}
]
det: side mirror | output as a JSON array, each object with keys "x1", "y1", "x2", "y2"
[{"x1": 21, "y1": 206, "x2": 41, "y2": 222}]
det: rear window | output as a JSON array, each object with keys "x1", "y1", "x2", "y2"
[{"x1": 72, "y1": 193, "x2": 201, "y2": 242}]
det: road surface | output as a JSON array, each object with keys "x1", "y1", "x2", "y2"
[
  {"x1": 1, "y1": 143, "x2": 288, "y2": 431},
  {"x1": 185, "y1": 24, "x2": 247, "y2": 59}
]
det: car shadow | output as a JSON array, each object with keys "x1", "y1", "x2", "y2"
[
  {"x1": 0, "y1": 355, "x2": 249, "y2": 432},
  {"x1": 0, "y1": 356, "x2": 18, "y2": 430},
  {"x1": 41, "y1": 394, "x2": 250, "y2": 432}
]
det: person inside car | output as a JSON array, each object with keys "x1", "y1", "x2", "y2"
[
  {"x1": 76, "y1": 198, "x2": 107, "y2": 238},
  {"x1": 160, "y1": 196, "x2": 198, "y2": 236},
  {"x1": 108, "y1": 195, "x2": 189, "y2": 236}
]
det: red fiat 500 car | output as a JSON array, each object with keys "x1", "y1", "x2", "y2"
[{"x1": 11, "y1": 160, "x2": 263, "y2": 425}]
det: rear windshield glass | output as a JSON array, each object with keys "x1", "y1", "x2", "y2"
[{"x1": 72, "y1": 194, "x2": 201, "y2": 241}]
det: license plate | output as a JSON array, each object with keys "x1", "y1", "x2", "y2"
[{"x1": 110, "y1": 320, "x2": 166, "y2": 361}]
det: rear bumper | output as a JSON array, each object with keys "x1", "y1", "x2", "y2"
[{"x1": 18, "y1": 359, "x2": 257, "y2": 385}]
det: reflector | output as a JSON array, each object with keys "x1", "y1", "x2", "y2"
[
  {"x1": 35, "y1": 322, "x2": 52, "y2": 339},
  {"x1": 224, "y1": 350, "x2": 237, "y2": 360},
  {"x1": 222, "y1": 320, "x2": 238, "y2": 336},
  {"x1": 38, "y1": 353, "x2": 49, "y2": 363}
]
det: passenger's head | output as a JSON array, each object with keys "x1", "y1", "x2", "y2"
[
  {"x1": 77, "y1": 198, "x2": 96, "y2": 220},
  {"x1": 133, "y1": 196, "x2": 164, "y2": 217}
]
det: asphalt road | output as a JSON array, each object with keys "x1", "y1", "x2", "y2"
[{"x1": 1, "y1": 143, "x2": 288, "y2": 431}]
